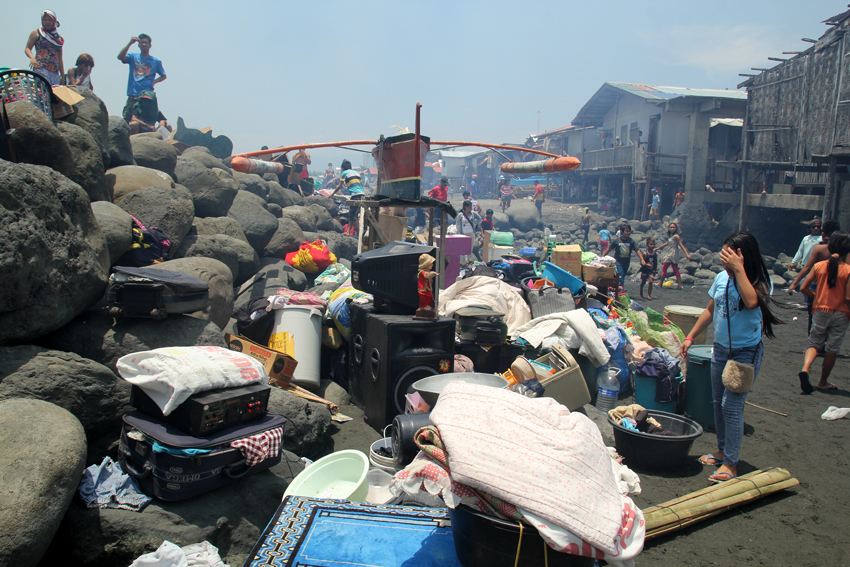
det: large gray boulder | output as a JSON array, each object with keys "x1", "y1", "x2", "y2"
[
  {"x1": 227, "y1": 191, "x2": 278, "y2": 252},
  {"x1": 191, "y1": 216, "x2": 249, "y2": 243},
  {"x1": 106, "y1": 164, "x2": 176, "y2": 202},
  {"x1": 304, "y1": 195, "x2": 338, "y2": 218},
  {"x1": 173, "y1": 234, "x2": 240, "y2": 283},
  {"x1": 234, "y1": 172, "x2": 269, "y2": 200},
  {"x1": 115, "y1": 184, "x2": 195, "y2": 250},
  {"x1": 233, "y1": 258, "x2": 307, "y2": 314},
  {"x1": 267, "y1": 181, "x2": 304, "y2": 208},
  {"x1": 175, "y1": 156, "x2": 239, "y2": 217},
  {"x1": 154, "y1": 257, "x2": 234, "y2": 329},
  {"x1": 130, "y1": 135, "x2": 178, "y2": 180},
  {"x1": 492, "y1": 212, "x2": 511, "y2": 230},
  {"x1": 6, "y1": 101, "x2": 74, "y2": 177},
  {"x1": 43, "y1": 310, "x2": 226, "y2": 372},
  {"x1": 281, "y1": 205, "x2": 318, "y2": 232},
  {"x1": 107, "y1": 116, "x2": 135, "y2": 167},
  {"x1": 181, "y1": 147, "x2": 227, "y2": 170},
  {"x1": 39, "y1": 454, "x2": 304, "y2": 567},
  {"x1": 506, "y1": 200, "x2": 541, "y2": 232},
  {"x1": 262, "y1": 217, "x2": 305, "y2": 259},
  {"x1": 694, "y1": 269, "x2": 717, "y2": 280},
  {"x1": 268, "y1": 388, "x2": 332, "y2": 455},
  {"x1": 321, "y1": 232, "x2": 358, "y2": 261},
  {"x1": 55, "y1": 122, "x2": 109, "y2": 202},
  {"x1": 91, "y1": 201, "x2": 133, "y2": 266},
  {"x1": 66, "y1": 86, "x2": 110, "y2": 169},
  {"x1": 0, "y1": 398, "x2": 86, "y2": 567},
  {"x1": 0, "y1": 346, "x2": 131, "y2": 437},
  {"x1": 0, "y1": 161, "x2": 109, "y2": 344},
  {"x1": 308, "y1": 204, "x2": 336, "y2": 231}
]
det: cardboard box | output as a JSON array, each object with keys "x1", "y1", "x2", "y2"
[
  {"x1": 378, "y1": 212, "x2": 407, "y2": 243},
  {"x1": 225, "y1": 333, "x2": 298, "y2": 387},
  {"x1": 583, "y1": 264, "x2": 617, "y2": 283},
  {"x1": 551, "y1": 244, "x2": 582, "y2": 276},
  {"x1": 50, "y1": 85, "x2": 84, "y2": 119},
  {"x1": 535, "y1": 351, "x2": 590, "y2": 411}
]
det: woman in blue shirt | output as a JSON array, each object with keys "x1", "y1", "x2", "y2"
[{"x1": 681, "y1": 232, "x2": 782, "y2": 483}]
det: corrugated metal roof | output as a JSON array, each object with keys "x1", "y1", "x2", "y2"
[
  {"x1": 607, "y1": 82, "x2": 747, "y2": 101},
  {"x1": 823, "y1": 7, "x2": 850, "y2": 25},
  {"x1": 572, "y1": 82, "x2": 746, "y2": 126}
]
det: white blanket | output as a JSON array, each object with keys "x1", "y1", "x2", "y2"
[
  {"x1": 117, "y1": 346, "x2": 266, "y2": 415},
  {"x1": 511, "y1": 309, "x2": 611, "y2": 367},
  {"x1": 431, "y1": 382, "x2": 643, "y2": 557},
  {"x1": 439, "y1": 276, "x2": 531, "y2": 335}
]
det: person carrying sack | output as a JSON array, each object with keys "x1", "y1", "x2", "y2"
[{"x1": 680, "y1": 232, "x2": 782, "y2": 484}]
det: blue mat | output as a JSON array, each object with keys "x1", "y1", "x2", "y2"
[{"x1": 244, "y1": 496, "x2": 461, "y2": 567}]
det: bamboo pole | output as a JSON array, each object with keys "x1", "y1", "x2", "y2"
[
  {"x1": 645, "y1": 478, "x2": 800, "y2": 539},
  {"x1": 745, "y1": 401, "x2": 788, "y2": 417},
  {"x1": 644, "y1": 469, "x2": 793, "y2": 526},
  {"x1": 642, "y1": 469, "x2": 773, "y2": 517}
]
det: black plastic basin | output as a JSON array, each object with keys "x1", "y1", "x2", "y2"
[{"x1": 608, "y1": 410, "x2": 703, "y2": 471}]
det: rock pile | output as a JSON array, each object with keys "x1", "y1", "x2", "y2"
[{"x1": 0, "y1": 87, "x2": 352, "y2": 566}]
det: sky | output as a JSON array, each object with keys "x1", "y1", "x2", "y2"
[{"x1": 2, "y1": 1, "x2": 843, "y2": 170}]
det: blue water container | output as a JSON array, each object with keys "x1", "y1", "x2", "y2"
[
  {"x1": 634, "y1": 373, "x2": 682, "y2": 413},
  {"x1": 684, "y1": 345, "x2": 715, "y2": 431}
]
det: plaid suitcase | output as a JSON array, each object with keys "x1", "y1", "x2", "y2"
[
  {"x1": 526, "y1": 285, "x2": 576, "y2": 318},
  {"x1": 119, "y1": 411, "x2": 285, "y2": 501}
]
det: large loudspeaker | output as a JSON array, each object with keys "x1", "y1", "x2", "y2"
[{"x1": 349, "y1": 303, "x2": 455, "y2": 429}]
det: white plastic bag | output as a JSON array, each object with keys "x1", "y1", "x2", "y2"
[
  {"x1": 117, "y1": 346, "x2": 266, "y2": 415},
  {"x1": 822, "y1": 406, "x2": 850, "y2": 421}
]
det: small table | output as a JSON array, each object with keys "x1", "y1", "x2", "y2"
[{"x1": 435, "y1": 234, "x2": 472, "y2": 289}]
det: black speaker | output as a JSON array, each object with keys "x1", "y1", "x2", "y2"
[{"x1": 349, "y1": 303, "x2": 455, "y2": 429}]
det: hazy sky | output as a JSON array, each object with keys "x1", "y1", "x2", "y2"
[{"x1": 2, "y1": 1, "x2": 841, "y2": 168}]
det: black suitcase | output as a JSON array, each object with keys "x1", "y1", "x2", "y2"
[
  {"x1": 119, "y1": 411, "x2": 285, "y2": 501},
  {"x1": 107, "y1": 266, "x2": 210, "y2": 319}
]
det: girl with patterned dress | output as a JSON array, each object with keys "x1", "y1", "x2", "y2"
[{"x1": 25, "y1": 10, "x2": 64, "y2": 86}]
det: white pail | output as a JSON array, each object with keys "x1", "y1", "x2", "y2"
[{"x1": 269, "y1": 305, "x2": 322, "y2": 390}]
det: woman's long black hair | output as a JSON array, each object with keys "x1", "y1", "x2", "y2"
[
  {"x1": 826, "y1": 232, "x2": 850, "y2": 288},
  {"x1": 723, "y1": 232, "x2": 783, "y2": 338}
]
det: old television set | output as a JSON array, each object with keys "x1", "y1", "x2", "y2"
[{"x1": 351, "y1": 241, "x2": 437, "y2": 315}]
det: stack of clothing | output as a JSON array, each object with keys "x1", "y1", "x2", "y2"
[{"x1": 635, "y1": 348, "x2": 681, "y2": 404}]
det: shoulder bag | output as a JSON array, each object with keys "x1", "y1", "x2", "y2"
[{"x1": 721, "y1": 278, "x2": 755, "y2": 393}]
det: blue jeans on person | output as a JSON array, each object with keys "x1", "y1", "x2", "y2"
[
  {"x1": 615, "y1": 263, "x2": 626, "y2": 287},
  {"x1": 710, "y1": 341, "x2": 764, "y2": 468}
]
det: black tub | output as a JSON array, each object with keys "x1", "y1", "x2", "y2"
[
  {"x1": 608, "y1": 410, "x2": 703, "y2": 471},
  {"x1": 448, "y1": 505, "x2": 595, "y2": 567}
]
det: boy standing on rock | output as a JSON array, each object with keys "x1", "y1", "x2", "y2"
[
  {"x1": 604, "y1": 223, "x2": 646, "y2": 291},
  {"x1": 118, "y1": 34, "x2": 166, "y2": 124}
]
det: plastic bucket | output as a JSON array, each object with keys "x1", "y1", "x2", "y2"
[
  {"x1": 369, "y1": 437, "x2": 397, "y2": 474},
  {"x1": 664, "y1": 305, "x2": 707, "y2": 344},
  {"x1": 269, "y1": 305, "x2": 322, "y2": 390},
  {"x1": 283, "y1": 450, "x2": 370, "y2": 501},
  {"x1": 449, "y1": 505, "x2": 595, "y2": 567},
  {"x1": 634, "y1": 373, "x2": 682, "y2": 413},
  {"x1": 684, "y1": 345, "x2": 715, "y2": 431},
  {"x1": 540, "y1": 262, "x2": 587, "y2": 298},
  {"x1": 608, "y1": 410, "x2": 703, "y2": 471}
]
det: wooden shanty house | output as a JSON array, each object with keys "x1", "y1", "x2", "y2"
[
  {"x1": 565, "y1": 82, "x2": 747, "y2": 220},
  {"x1": 737, "y1": 8, "x2": 850, "y2": 229}
]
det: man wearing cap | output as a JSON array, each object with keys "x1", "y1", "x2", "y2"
[
  {"x1": 649, "y1": 188, "x2": 660, "y2": 220},
  {"x1": 127, "y1": 90, "x2": 169, "y2": 135},
  {"x1": 789, "y1": 218, "x2": 823, "y2": 271},
  {"x1": 429, "y1": 177, "x2": 449, "y2": 202},
  {"x1": 118, "y1": 34, "x2": 167, "y2": 124}
]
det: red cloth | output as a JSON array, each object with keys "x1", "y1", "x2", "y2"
[
  {"x1": 428, "y1": 184, "x2": 448, "y2": 202},
  {"x1": 230, "y1": 427, "x2": 282, "y2": 466}
]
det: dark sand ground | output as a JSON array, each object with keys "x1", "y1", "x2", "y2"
[{"x1": 324, "y1": 197, "x2": 850, "y2": 566}]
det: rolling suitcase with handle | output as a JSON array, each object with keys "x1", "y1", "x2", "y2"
[
  {"x1": 119, "y1": 410, "x2": 285, "y2": 501},
  {"x1": 107, "y1": 266, "x2": 210, "y2": 319}
]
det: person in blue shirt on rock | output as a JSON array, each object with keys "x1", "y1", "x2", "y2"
[
  {"x1": 681, "y1": 232, "x2": 782, "y2": 484},
  {"x1": 331, "y1": 160, "x2": 365, "y2": 236},
  {"x1": 118, "y1": 34, "x2": 166, "y2": 124}
]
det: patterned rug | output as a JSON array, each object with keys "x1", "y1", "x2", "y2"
[{"x1": 244, "y1": 496, "x2": 461, "y2": 567}]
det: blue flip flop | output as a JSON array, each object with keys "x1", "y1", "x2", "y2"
[
  {"x1": 699, "y1": 454, "x2": 722, "y2": 466},
  {"x1": 708, "y1": 471, "x2": 736, "y2": 484}
]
